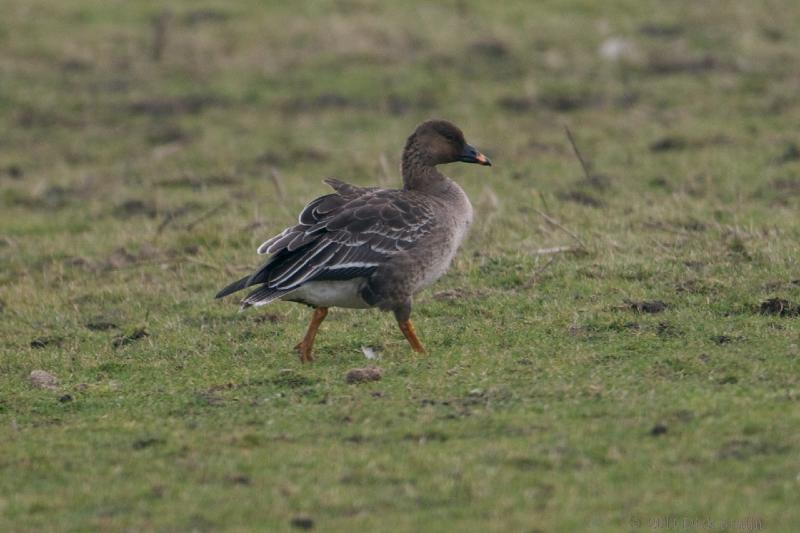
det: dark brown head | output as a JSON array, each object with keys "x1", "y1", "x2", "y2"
[{"x1": 406, "y1": 119, "x2": 492, "y2": 168}]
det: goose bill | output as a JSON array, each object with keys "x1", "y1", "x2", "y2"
[{"x1": 458, "y1": 143, "x2": 492, "y2": 166}]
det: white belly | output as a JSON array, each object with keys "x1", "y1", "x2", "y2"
[{"x1": 283, "y1": 278, "x2": 371, "y2": 309}]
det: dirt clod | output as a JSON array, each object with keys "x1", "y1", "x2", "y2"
[
  {"x1": 30, "y1": 336, "x2": 63, "y2": 348},
  {"x1": 646, "y1": 53, "x2": 718, "y2": 75},
  {"x1": 582, "y1": 173, "x2": 612, "y2": 191},
  {"x1": 132, "y1": 437, "x2": 164, "y2": 450},
  {"x1": 711, "y1": 335, "x2": 734, "y2": 345},
  {"x1": 558, "y1": 190, "x2": 605, "y2": 208},
  {"x1": 469, "y1": 38, "x2": 509, "y2": 59},
  {"x1": 758, "y1": 298, "x2": 799, "y2": 317},
  {"x1": 4, "y1": 164, "x2": 23, "y2": 179},
  {"x1": 650, "y1": 424, "x2": 668, "y2": 436},
  {"x1": 627, "y1": 300, "x2": 667, "y2": 314},
  {"x1": 29, "y1": 370, "x2": 58, "y2": 389},
  {"x1": 345, "y1": 367, "x2": 383, "y2": 384},
  {"x1": 85, "y1": 320, "x2": 119, "y2": 331},
  {"x1": 497, "y1": 96, "x2": 535, "y2": 112},
  {"x1": 290, "y1": 516, "x2": 314, "y2": 530},
  {"x1": 112, "y1": 328, "x2": 149, "y2": 348},
  {"x1": 272, "y1": 369, "x2": 314, "y2": 388},
  {"x1": 650, "y1": 136, "x2": 686, "y2": 152},
  {"x1": 104, "y1": 248, "x2": 140, "y2": 270},
  {"x1": 114, "y1": 199, "x2": 157, "y2": 219},
  {"x1": 774, "y1": 142, "x2": 800, "y2": 164},
  {"x1": 540, "y1": 92, "x2": 597, "y2": 112}
]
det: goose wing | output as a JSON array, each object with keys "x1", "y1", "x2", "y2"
[{"x1": 217, "y1": 179, "x2": 437, "y2": 303}]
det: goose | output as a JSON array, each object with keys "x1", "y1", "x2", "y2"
[{"x1": 216, "y1": 119, "x2": 491, "y2": 362}]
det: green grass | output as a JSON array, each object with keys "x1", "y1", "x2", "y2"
[{"x1": 2, "y1": 0, "x2": 800, "y2": 531}]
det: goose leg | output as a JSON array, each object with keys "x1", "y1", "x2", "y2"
[
  {"x1": 394, "y1": 303, "x2": 426, "y2": 354},
  {"x1": 295, "y1": 307, "x2": 328, "y2": 363},
  {"x1": 397, "y1": 319, "x2": 426, "y2": 354}
]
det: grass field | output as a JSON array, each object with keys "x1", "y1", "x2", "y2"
[{"x1": 2, "y1": 0, "x2": 799, "y2": 531}]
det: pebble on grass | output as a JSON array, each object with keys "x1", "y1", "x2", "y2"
[
  {"x1": 345, "y1": 367, "x2": 383, "y2": 384},
  {"x1": 29, "y1": 370, "x2": 58, "y2": 389}
]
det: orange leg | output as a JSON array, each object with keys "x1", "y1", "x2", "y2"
[
  {"x1": 397, "y1": 319, "x2": 427, "y2": 354},
  {"x1": 295, "y1": 307, "x2": 328, "y2": 363}
]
